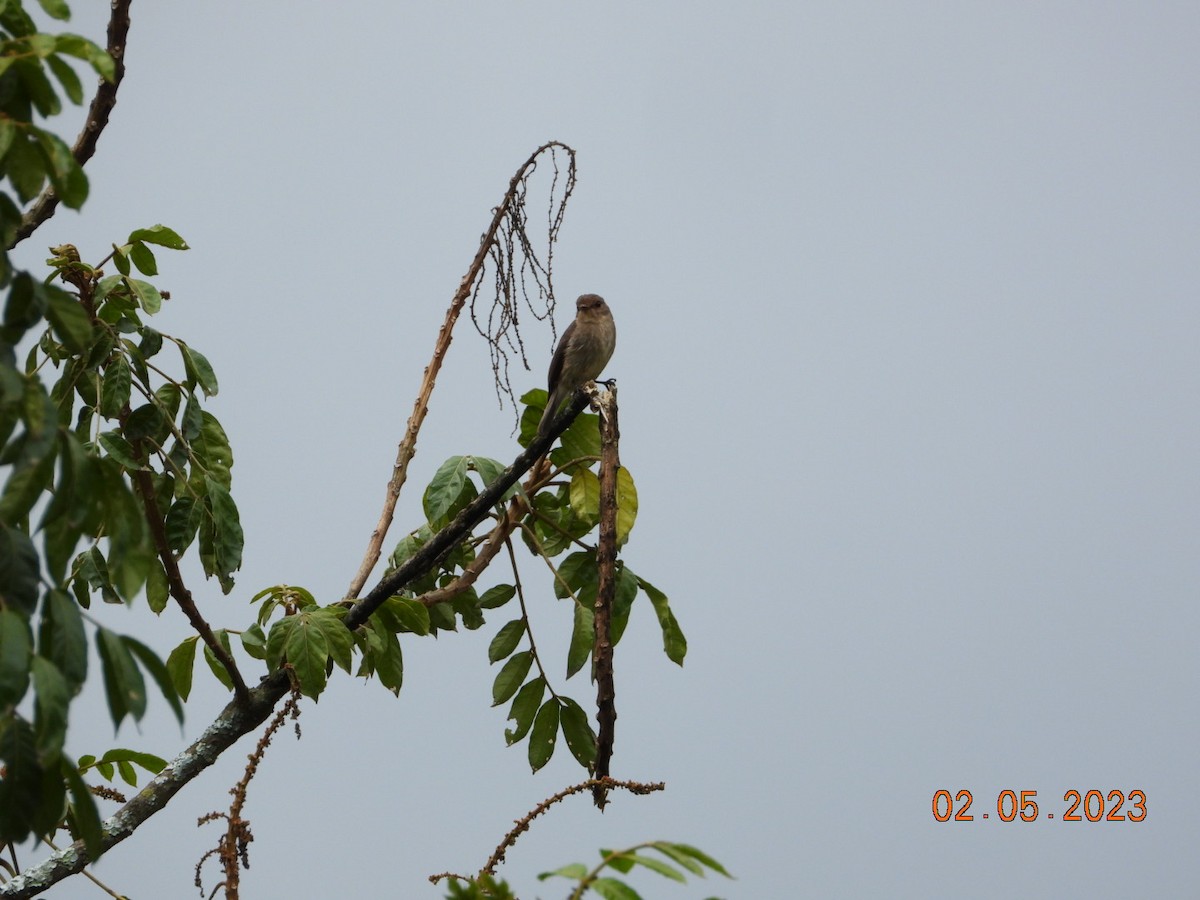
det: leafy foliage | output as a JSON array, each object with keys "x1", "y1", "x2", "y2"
[
  {"x1": 537, "y1": 841, "x2": 733, "y2": 900},
  {"x1": 0, "y1": 3, "x2": 702, "y2": 894}
]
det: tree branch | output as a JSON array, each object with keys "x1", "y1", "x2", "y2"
[
  {"x1": 13, "y1": 0, "x2": 133, "y2": 245},
  {"x1": 1, "y1": 395, "x2": 599, "y2": 898},
  {"x1": 0, "y1": 674, "x2": 290, "y2": 899},
  {"x1": 345, "y1": 390, "x2": 589, "y2": 631},
  {"x1": 472, "y1": 777, "x2": 665, "y2": 880},
  {"x1": 592, "y1": 386, "x2": 619, "y2": 808},
  {"x1": 345, "y1": 141, "x2": 575, "y2": 600},
  {"x1": 130, "y1": 469, "x2": 250, "y2": 703}
]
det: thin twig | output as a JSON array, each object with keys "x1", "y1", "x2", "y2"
[
  {"x1": 13, "y1": 0, "x2": 133, "y2": 245},
  {"x1": 472, "y1": 778, "x2": 665, "y2": 879}
]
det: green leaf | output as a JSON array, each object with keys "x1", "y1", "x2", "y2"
[
  {"x1": 478, "y1": 584, "x2": 515, "y2": 609},
  {"x1": 145, "y1": 556, "x2": 169, "y2": 613},
  {"x1": 164, "y1": 496, "x2": 199, "y2": 555},
  {"x1": 566, "y1": 604, "x2": 593, "y2": 679},
  {"x1": 38, "y1": 589, "x2": 86, "y2": 690},
  {"x1": 615, "y1": 466, "x2": 638, "y2": 545},
  {"x1": 487, "y1": 619, "x2": 525, "y2": 663},
  {"x1": 99, "y1": 355, "x2": 130, "y2": 418},
  {"x1": 557, "y1": 411, "x2": 602, "y2": 464},
  {"x1": 97, "y1": 430, "x2": 143, "y2": 469},
  {"x1": 0, "y1": 714, "x2": 37, "y2": 843},
  {"x1": 504, "y1": 676, "x2": 544, "y2": 745},
  {"x1": 3, "y1": 272, "x2": 44, "y2": 335},
  {"x1": 527, "y1": 698, "x2": 559, "y2": 773},
  {"x1": 240, "y1": 623, "x2": 267, "y2": 660},
  {"x1": 5, "y1": 133, "x2": 46, "y2": 203},
  {"x1": 569, "y1": 468, "x2": 600, "y2": 526},
  {"x1": 123, "y1": 635, "x2": 184, "y2": 724},
  {"x1": 610, "y1": 564, "x2": 639, "y2": 647},
  {"x1": 111, "y1": 245, "x2": 131, "y2": 277},
  {"x1": 589, "y1": 877, "x2": 643, "y2": 900},
  {"x1": 639, "y1": 576, "x2": 687, "y2": 666},
  {"x1": 310, "y1": 607, "x2": 353, "y2": 674},
  {"x1": 0, "y1": 609, "x2": 33, "y2": 708},
  {"x1": 203, "y1": 476, "x2": 243, "y2": 585},
  {"x1": 616, "y1": 851, "x2": 686, "y2": 882},
  {"x1": 657, "y1": 843, "x2": 731, "y2": 878},
  {"x1": 452, "y1": 588, "x2": 484, "y2": 631},
  {"x1": 201, "y1": 630, "x2": 235, "y2": 691},
  {"x1": 181, "y1": 392, "x2": 202, "y2": 439},
  {"x1": 423, "y1": 455, "x2": 468, "y2": 525},
  {"x1": 166, "y1": 636, "x2": 197, "y2": 701},
  {"x1": 265, "y1": 616, "x2": 294, "y2": 672},
  {"x1": 33, "y1": 128, "x2": 87, "y2": 209},
  {"x1": 126, "y1": 278, "x2": 162, "y2": 315},
  {"x1": 0, "y1": 446, "x2": 57, "y2": 524},
  {"x1": 45, "y1": 287, "x2": 93, "y2": 353},
  {"x1": 80, "y1": 747, "x2": 166, "y2": 783},
  {"x1": 469, "y1": 455, "x2": 519, "y2": 501},
  {"x1": 651, "y1": 842, "x2": 707, "y2": 877},
  {"x1": 139, "y1": 325, "x2": 163, "y2": 359},
  {"x1": 555, "y1": 550, "x2": 597, "y2": 601},
  {"x1": 0, "y1": 526, "x2": 40, "y2": 615},
  {"x1": 491, "y1": 650, "x2": 532, "y2": 706},
  {"x1": 0, "y1": 119, "x2": 14, "y2": 162},
  {"x1": 193, "y1": 411, "x2": 233, "y2": 487},
  {"x1": 375, "y1": 595, "x2": 430, "y2": 636},
  {"x1": 30, "y1": 656, "x2": 69, "y2": 758},
  {"x1": 35, "y1": 0, "x2": 71, "y2": 21},
  {"x1": 52, "y1": 34, "x2": 115, "y2": 81},
  {"x1": 128, "y1": 224, "x2": 189, "y2": 250},
  {"x1": 368, "y1": 618, "x2": 403, "y2": 694},
  {"x1": 45, "y1": 53, "x2": 82, "y2": 104},
  {"x1": 286, "y1": 612, "x2": 329, "y2": 699},
  {"x1": 128, "y1": 242, "x2": 157, "y2": 276},
  {"x1": 537, "y1": 863, "x2": 588, "y2": 881},
  {"x1": 63, "y1": 761, "x2": 103, "y2": 858},
  {"x1": 558, "y1": 697, "x2": 596, "y2": 769},
  {"x1": 428, "y1": 601, "x2": 456, "y2": 632},
  {"x1": 96, "y1": 627, "x2": 147, "y2": 728},
  {"x1": 178, "y1": 342, "x2": 218, "y2": 396}
]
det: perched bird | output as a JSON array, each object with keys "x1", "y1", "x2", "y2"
[{"x1": 537, "y1": 294, "x2": 616, "y2": 437}]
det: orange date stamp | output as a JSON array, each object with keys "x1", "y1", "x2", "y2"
[{"x1": 932, "y1": 789, "x2": 1146, "y2": 823}]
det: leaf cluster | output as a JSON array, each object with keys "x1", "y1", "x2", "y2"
[
  {"x1": 0, "y1": 223, "x2": 221, "y2": 853},
  {"x1": 0, "y1": 9, "x2": 702, "y2": 886},
  {"x1": 538, "y1": 841, "x2": 732, "y2": 900},
  {"x1": 0, "y1": 0, "x2": 113, "y2": 282}
]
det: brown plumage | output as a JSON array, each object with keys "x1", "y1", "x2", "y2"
[{"x1": 537, "y1": 294, "x2": 616, "y2": 437}]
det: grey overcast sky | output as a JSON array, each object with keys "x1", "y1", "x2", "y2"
[{"x1": 11, "y1": 2, "x2": 1199, "y2": 897}]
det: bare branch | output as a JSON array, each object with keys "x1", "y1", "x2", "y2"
[
  {"x1": 195, "y1": 692, "x2": 301, "y2": 899},
  {"x1": 592, "y1": 386, "x2": 620, "y2": 808},
  {"x1": 345, "y1": 141, "x2": 577, "y2": 599},
  {"x1": 470, "y1": 777, "x2": 665, "y2": 880},
  {"x1": 13, "y1": 0, "x2": 133, "y2": 245}
]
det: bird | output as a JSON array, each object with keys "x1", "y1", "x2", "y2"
[{"x1": 537, "y1": 294, "x2": 616, "y2": 438}]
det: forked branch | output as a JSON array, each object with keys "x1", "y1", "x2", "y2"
[{"x1": 345, "y1": 141, "x2": 577, "y2": 600}]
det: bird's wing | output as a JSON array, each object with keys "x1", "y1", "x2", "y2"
[{"x1": 546, "y1": 319, "x2": 577, "y2": 395}]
